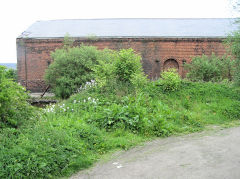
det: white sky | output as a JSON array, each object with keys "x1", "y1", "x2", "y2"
[{"x1": 0, "y1": 0, "x2": 238, "y2": 63}]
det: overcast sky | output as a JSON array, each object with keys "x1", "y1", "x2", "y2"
[{"x1": 0, "y1": 0, "x2": 239, "y2": 63}]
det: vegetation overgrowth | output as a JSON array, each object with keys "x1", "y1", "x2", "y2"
[
  {"x1": 1, "y1": 78, "x2": 239, "y2": 178},
  {"x1": 184, "y1": 53, "x2": 235, "y2": 82},
  {"x1": 1, "y1": 45, "x2": 240, "y2": 178},
  {"x1": 45, "y1": 45, "x2": 101, "y2": 99},
  {"x1": 226, "y1": 31, "x2": 240, "y2": 86},
  {"x1": 0, "y1": 65, "x2": 33, "y2": 128}
]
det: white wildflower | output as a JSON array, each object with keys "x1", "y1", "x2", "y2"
[
  {"x1": 117, "y1": 165, "x2": 123, "y2": 168},
  {"x1": 76, "y1": 80, "x2": 97, "y2": 93}
]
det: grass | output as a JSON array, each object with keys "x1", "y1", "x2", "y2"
[
  {"x1": 153, "y1": 82, "x2": 240, "y2": 133},
  {"x1": 0, "y1": 80, "x2": 240, "y2": 178}
]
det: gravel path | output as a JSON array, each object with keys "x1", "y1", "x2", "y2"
[{"x1": 71, "y1": 126, "x2": 240, "y2": 179}]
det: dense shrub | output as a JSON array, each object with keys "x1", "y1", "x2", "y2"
[
  {"x1": 226, "y1": 31, "x2": 240, "y2": 86},
  {"x1": 5, "y1": 68, "x2": 17, "y2": 81},
  {"x1": 156, "y1": 69, "x2": 181, "y2": 92},
  {"x1": 86, "y1": 94, "x2": 149, "y2": 133},
  {"x1": 184, "y1": 54, "x2": 235, "y2": 82},
  {"x1": 45, "y1": 45, "x2": 101, "y2": 98},
  {"x1": 94, "y1": 48, "x2": 148, "y2": 93},
  {"x1": 0, "y1": 120, "x2": 101, "y2": 178},
  {"x1": 45, "y1": 44, "x2": 148, "y2": 99},
  {"x1": 0, "y1": 66, "x2": 33, "y2": 128},
  {"x1": 92, "y1": 49, "x2": 116, "y2": 88},
  {"x1": 114, "y1": 49, "x2": 143, "y2": 82}
]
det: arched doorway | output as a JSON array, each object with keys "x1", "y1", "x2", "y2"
[{"x1": 163, "y1": 59, "x2": 179, "y2": 72}]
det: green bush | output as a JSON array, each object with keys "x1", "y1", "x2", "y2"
[
  {"x1": 185, "y1": 54, "x2": 235, "y2": 82},
  {"x1": 156, "y1": 68, "x2": 181, "y2": 92},
  {"x1": 73, "y1": 90, "x2": 171, "y2": 136},
  {"x1": 94, "y1": 48, "x2": 148, "y2": 93},
  {"x1": 46, "y1": 45, "x2": 147, "y2": 99},
  {"x1": 234, "y1": 60, "x2": 240, "y2": 86},
  {"x1": 45, "y1": 45, "x2": 101, "y2": 98},
  {"x1": 0, "y1": 120, "x2": 100, "y2": 178},
  {"x1": 87, "y1": 94, "x2": 149, "y2": 133},
  {"x1": 226, "y1": 31, "x2": 240, "y2": 86},
  {"x1": 0, "y1": 66, "x2": 33, "y2": 128},
  {"x1": 93, "y1": 49, "x2": 116, "y2": 88},
  {"x1": 114, "y1": 49, "x2": 143, "y2": 83},
  {"x1": 5, "y1": 68, "x2": 17, "y2": 81}
]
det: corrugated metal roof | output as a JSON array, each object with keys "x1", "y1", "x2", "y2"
[{"x1": 18, "y1": 18, "x2": 239, "y2": 39}]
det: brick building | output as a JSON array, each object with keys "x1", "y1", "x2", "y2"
[{"x1": 17, "y1": 18, "x2": 237, "y2": 92}]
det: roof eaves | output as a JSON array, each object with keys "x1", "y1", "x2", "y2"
[{"x1": 18, "y1": 35, "x2": 228, "y2": 39}]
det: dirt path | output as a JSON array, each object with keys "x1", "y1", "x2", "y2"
[{"x1": 70, "y1": 127, "x2": 240, "y2": 179}]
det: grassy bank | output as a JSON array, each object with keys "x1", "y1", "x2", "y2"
[{"x1": 0, "y1": 80, "x2": 240, "y2": 178}]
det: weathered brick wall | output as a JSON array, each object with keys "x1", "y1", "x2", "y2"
[{"x1": 17, "y1": 37, "x2": 226, "y2": 92}]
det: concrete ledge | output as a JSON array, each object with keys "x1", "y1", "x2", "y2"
[{"x1": 29, "y1": 93, "x2": 55, "y2": 98}]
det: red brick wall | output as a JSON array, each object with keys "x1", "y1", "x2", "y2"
[{"x1": 17, "y1": 37, "x2": 226, "y2": 92}]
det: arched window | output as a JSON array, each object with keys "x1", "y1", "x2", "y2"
[{"x1": 163, "y1": 59, "x2": 179, "y2": 72}]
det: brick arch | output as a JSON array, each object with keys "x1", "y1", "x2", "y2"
[{"x1": 163, "y1": 58, "x2": 179, "y2": 72}]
